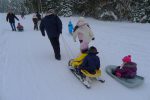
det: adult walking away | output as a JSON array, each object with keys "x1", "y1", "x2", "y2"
[
  {"x1": 73, "y1": 17, "x2": 94, "y2": 48},
  {"x1": 40, "y1": 9, "x2": 62, "y2": 60},
  {"x1": 6, "y1": 11, "x2": 19, "y2": 31}
]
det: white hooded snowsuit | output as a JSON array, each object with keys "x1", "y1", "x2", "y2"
[{"x1": 73, "y1": 17, "x2": 94, "y2": 44}]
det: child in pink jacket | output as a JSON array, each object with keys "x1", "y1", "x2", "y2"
[
  {"x1": 17, "y1": 23, "x2": 24, "y2": 31},
  {"x1": 114, "y1": 55, "x2": 137, "y2": 78}
]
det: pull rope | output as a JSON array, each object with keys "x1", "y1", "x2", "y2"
[{"x1": 61, "y1": 34, "x2": 75, "y2": 59}]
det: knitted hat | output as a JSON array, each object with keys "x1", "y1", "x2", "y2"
[
  {"x1": 77, "y1": 17, "x2": 87, "y2": 26},
  {"x1": 122, "y1": 55, "x2": 131, "y2": 63},
  {"x1": 88, "y1": 46, "x2": 99, "y2": 54}
]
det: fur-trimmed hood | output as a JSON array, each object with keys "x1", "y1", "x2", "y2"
[{"x1": 76, "y1": 17, "x2": 88, "y2": 27}]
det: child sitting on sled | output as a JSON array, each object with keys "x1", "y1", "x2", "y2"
[
  {"x1": 69, "y1": 42, "x2": 89, "y2": 68},
  {"x1": 114, "y1": 55, "x2": 137, "y2": 78},
  {"x1": 17, "y1": 23, "x2": 24, "y2": 31},
  {"x1": 77, "y1": 46, "x2": 100, "y2": 75},
  {"x1": 69, "y1": 45, "x2": 104, "y2": 83}
]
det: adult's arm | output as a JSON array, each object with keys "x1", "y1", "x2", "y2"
[
  {"x1": 14, "y1": 14, "x2": 19, "y2": 21},
  {"x1": 56, "y1": 16, "x2": 62, "y2": 34},
  {"x1": 40, "y1": 19, "x2": 45, "y2": 36}
]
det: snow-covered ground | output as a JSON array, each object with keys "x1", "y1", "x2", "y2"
[{"x1": 0, "y1": 13, "x2": 150, "y2": 100}]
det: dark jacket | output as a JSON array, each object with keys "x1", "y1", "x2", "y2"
[
  {"x1": 6, "y1": 13, "x2": 19, "y2": 23},
  {"x1": 40, "y1": 14, "x2": 62, "y2": 38},
  {"x1": 32, "y1": 18, "x2": 38, "y2": 24},
  {"x1": 115, "y1": 62, "x2": 137, "y2": 78},
  {"x1": 36, "y1": 13, "x2": 41, "y2": 21},
  {"x1": 80, "y1": 53, "x2": 100, "y2": 74}
]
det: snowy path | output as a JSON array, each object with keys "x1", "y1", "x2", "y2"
[{"x1": 0, "y1": 14, "x2": 150, "y2": 100}]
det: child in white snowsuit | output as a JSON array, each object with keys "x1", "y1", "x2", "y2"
[{"x1": 73, "y1": 17, "x2": 94, "y2": 48}]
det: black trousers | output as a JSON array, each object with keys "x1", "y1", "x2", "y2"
[
  {"x1": 49, "y1": 37, "x2": 61, "y2": 59},
  {"x1": 10, "y1": 23, "x2": 16, "y2": 31},
  {"x1": 34, "y1": 23, "x2": 38, "y2": 30}
]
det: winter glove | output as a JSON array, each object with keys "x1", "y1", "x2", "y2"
[
  {"x1": 115, "y1": 72, "x2": 122, "y2": 78},
  {"x1": 92, "y1": 37, "x2": 95, "y2": 40}
]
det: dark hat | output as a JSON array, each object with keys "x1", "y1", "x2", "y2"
[{"x1": 88, "y1": 46, "x2": 99, "y2": 54}]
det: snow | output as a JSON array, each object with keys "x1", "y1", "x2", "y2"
[{"x1": 0, "y1": 13, "x2": 150, "y2": 100}]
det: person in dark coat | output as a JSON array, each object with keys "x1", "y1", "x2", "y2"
[
  {"x1": 114, "y1": 55, "x2": 137, "y2": 78},
  {"x1": 6, "y1": 11, "x2": 19, "y2": 31},
  {"x1": 32, "y1": 13, "x2": 38, "y2": 30},
  {"x1": 78, "y1": 46, "x2": 100, "y2": 74},
  {"x1": 40, "y1": 9, "x2": 62, "y2": 60}
]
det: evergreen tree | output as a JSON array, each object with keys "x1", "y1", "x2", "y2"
[
  {"x1": 72, "y1": 0, "x2": 88, "y2": 16},
  {"x1": 58, "y1": 0, "x2": 73, "y2": 17},
  {"x1": 115, "y1": 0, "x2": 132, "y2": 21},
  {"x1": 130, "y1": 0, "x2": 147, "y2": 22},
  {"x1": 0, "y1": 0, "x2": 9, "y2": 13},
  {"x1": 0, "y1": 0, "x2": 149, "y2": 23},
  {"x1": 24, "y1": 0, "x2": 34, "y2": 13},
  {"x1": 46, "y1": 0, "x2": 61, "y2": 13},
  {"x1": 94, "y1": 0, "x2": 118, "y2": 21},
  {"x1": 141, "y1": 0, "x2": 150, "y2": 23},
  {"x1": 8, "y1": 0, "x2": 26, "y2": 14},
  {"x1": 84, "y1": 0, "x2": 101, "y2": 17}
]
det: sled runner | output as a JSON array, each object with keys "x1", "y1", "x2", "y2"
[
  {"x1": 69, "y1": 67, "x2": 105, "y2": 89},
  {"x1": 68, "y1": 46, "x2": 105, "y2": 88},
  {"x1": 105, "y1": 65, "x2": 144, "y2": 88},
  {"x1": 70, "y1": 68, "x2": 91, "y2": 88}
]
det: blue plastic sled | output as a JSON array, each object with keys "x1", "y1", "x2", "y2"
[{"x1": 105, "y1": 65, "x2": 144, "y2": 88}]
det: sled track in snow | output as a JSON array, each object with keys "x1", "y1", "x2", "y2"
[{"x1": 0, "y1": 30, "x2": 10, "y2": 99}]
